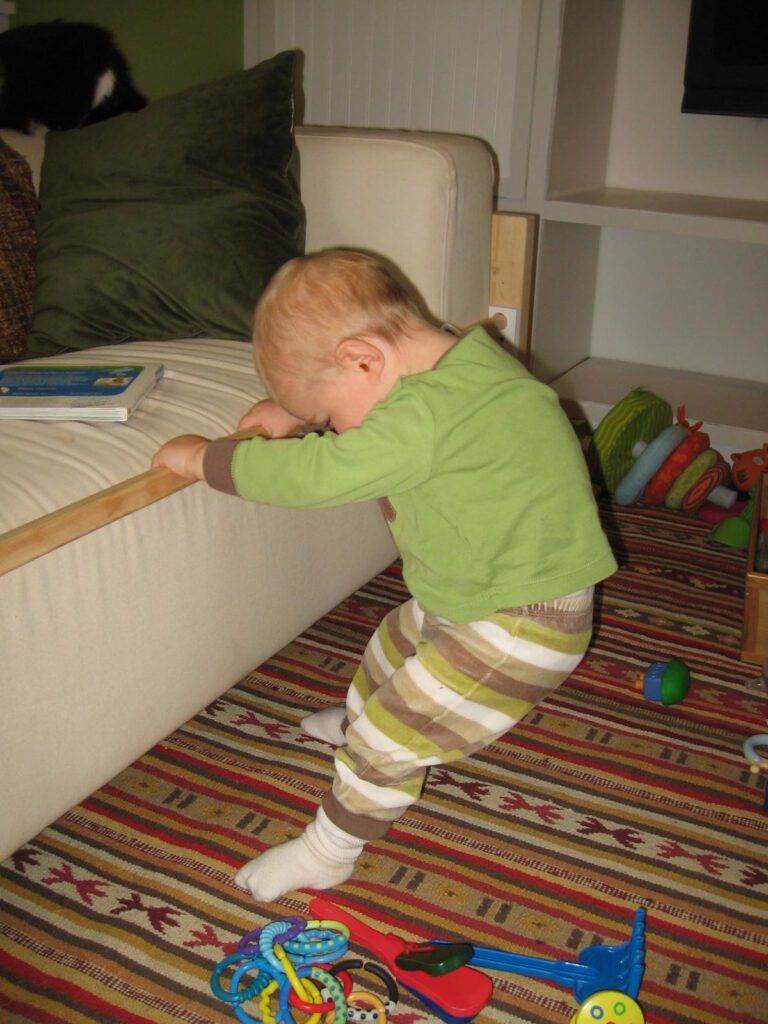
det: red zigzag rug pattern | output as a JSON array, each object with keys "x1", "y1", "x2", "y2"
[{"x1": 1, "y1": 501, "x2": 766, "y2": 1023}]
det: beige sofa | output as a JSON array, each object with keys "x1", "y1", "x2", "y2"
[{"x1": 0, "y1": 125, "x2": 494, "y2": 861}]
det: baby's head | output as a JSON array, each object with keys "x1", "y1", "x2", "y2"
[{"x1": 253, "y1": 249, "x2": 423, "y2": 405}]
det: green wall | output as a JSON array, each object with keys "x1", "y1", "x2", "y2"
[{"x1": 10, "y1": 0, "x2": 244, "y2": 100}]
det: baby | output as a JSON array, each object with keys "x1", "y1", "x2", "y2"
[{"x1": 153, "y1": 249, "x2": 617, "y2": 902}]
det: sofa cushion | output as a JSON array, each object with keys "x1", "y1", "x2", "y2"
[
  {"x1": 28, "y1": 50, "x2": 304, "y2": 357},
  {"x1": 0, "y1": 137, "x2": 38, "y2": 362}
]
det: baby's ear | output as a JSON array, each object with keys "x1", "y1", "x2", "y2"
[{"x1": 335, "y1": 337, "x2": 385, "y2": 375}]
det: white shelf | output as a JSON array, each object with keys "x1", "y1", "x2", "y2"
[
  {"x1": 543, "y1": 189, "x2": 768, "y2": 246},
  {"x1": 551, "y1": 357, "x2": 768, "y2": 461},
  {"x1": 528, "y1": 0, "x2": 768, "y2": 396}
]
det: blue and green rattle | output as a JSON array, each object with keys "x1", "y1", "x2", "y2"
[{"x1": 635, "y1": 659, "x2": 690, "y2": 705}]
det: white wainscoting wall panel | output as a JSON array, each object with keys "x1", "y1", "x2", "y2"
[{"x1": 245, "y1": 0, "x2": 540, "y2": 202}]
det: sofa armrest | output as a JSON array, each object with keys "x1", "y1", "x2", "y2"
[{"x1": 296, "y1": 126, "x2": 495, "y2": 328}]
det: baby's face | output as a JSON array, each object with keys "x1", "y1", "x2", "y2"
[
  {"x1": 277, "y1": 362, "x2": 394, "y2": 433},
  {"x1": 318, "y1": 373, "x2": 387, "y2": 432}
]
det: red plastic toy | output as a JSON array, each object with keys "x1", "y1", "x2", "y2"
[{"x1": 309, "y1": 896, "x2": 493, "y2": 1024}]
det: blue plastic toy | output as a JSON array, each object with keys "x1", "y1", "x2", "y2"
[
  {"x1": 401, "y1": 907, "x2": 646, "y2": 1005},
  {"x1": 463, "y1": 908, "x2": 645, "y2": 1003},
  {"x1": 743, "y1": 733, "x2": 768, "y2": 812},
  {"x1": 635, "y1": 660, "x2": 690, "y2": 705}
]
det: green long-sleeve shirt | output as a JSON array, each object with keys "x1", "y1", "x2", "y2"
[{"x1": 204, "y1": 327, "x2": 617, "y2": 622}]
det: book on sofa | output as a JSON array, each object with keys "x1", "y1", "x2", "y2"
[{"x1": 0, "y1": 362, "x2": 163, "y2": 421}]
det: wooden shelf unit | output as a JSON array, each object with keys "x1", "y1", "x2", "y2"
[
  {"x1": 525, "y1": 0, "x2": 768, "y2": 441},
  {"x1": 542, "y1": 189, "x2": 768, "y2": 246},
  {"x1": 550, "y1": 356, "x2": 768, "y2": 463},
  {"x1": 743, "y1": 474, "x2": 768, "y2": 665}
]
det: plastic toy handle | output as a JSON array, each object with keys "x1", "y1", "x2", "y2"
[
  {"x1": 466, "y1": 946, "x2": 598, "y2": 984},
  {"x1": 625, "y1": 908, "x2": 646, "y2": 1000},
  {"x1": 433, "y1": 906, "x2": 646, "y2": 1005}
]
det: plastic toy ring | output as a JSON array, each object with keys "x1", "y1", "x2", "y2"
[
  {"x1": 230, "y1": 957, "x2": 281, "y2": 1008},
  {"x1": 278, "y1": 976, "x2": 324, "y2": 1024},
  {"x1": 258, "y1": 979, "x2": 280, "y2": 1024},
  {"x1": 279, "y1": 966, "x2": 347, "y2": 1024},
  {"x1": 210, "y1": 952, "x2": 274, "y2": 1005},
  {"x1": 312, "y1": 968, "x2": 347, "y2": 1024},
  {"x1": 284, "y1": 921, "x2": 350, "y2": 963},
  {"x1": 347, "y1": 990, "x2": 387, "y2": 1024},
  {"x1": 274, "y1": 944, "x2": 314, "y2": 1002},
  {"x1": 330, "y1": 960, "x2": 398, "y2": 1020},
  {"x1": 289, "y1": 968, "x2": 352, "y2": 1013},
  {"x1": 231, "y1": 977, "x2": 282, "y2": 1024},
  {"x1": 287, "y1": 977, "x2": 325, "y2": 1024},
  {"x1": 744, "y1": 734, "x2": 768, "y2": 773},
  {"x1": 306, "y1": 919, "x2": 351, "y2": 937},
  {"x1": 238, "y1": 916, "x2": 306, "y2": 957},
  {"x1": 261, "y1": 919, "x2": 309, "y2": 973}
]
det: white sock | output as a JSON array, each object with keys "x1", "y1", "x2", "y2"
[
  {"x1": 234, "y1": 806, "x2": 366, "y2": 902},
  {"x1": 301, "y1": 706, "x2": 346, "y2": 746}
]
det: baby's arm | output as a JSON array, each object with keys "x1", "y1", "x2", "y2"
[
  {"x1": 152, "y1": 397, "x2": 299, "y2": 483},
  {"x1": 238, "y1": 399, "x2": 305, "y2": 438},
  {"x1": 152, "y1": 401, "x2": 302, "y2": 482}
]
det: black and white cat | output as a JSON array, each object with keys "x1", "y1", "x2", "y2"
[{"x1": 0, "y1": 20, "x2": 146, "y2": 135}]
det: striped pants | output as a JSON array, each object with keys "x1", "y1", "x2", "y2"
[{"x1": 321, "y1": 589, "x2": 594, "y2": 840}]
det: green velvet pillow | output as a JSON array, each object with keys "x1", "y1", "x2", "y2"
[{"x1": 28, "y1": 51, "x2": 305, "y2": 356}]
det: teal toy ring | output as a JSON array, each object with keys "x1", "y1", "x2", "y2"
[
  {"x1": 238, "y1": 915, "x2": 305, "y2": 957},
  {"x1": 261, "y1": 919, "x2": 305, "y2": 974},
  {"x1": 614, "y1": 424, "x2": 687, "y2": 505},
  {"x1": 283, "y1": 921, "x2": 349, "y2": 964},
  {"x1": 743, "y1": 734, "x2": 768, "y2": 772},
  {"x1": 210, "y1": 952, "x2": 274, "y2": 1005},
  {"x1": 279, "y1": 964, "x2": 348, "y2": 1024}
]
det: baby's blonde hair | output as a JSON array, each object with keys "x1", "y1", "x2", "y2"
[{"x1": 253, "y1": 249, "x2": 423, "y2": 394}]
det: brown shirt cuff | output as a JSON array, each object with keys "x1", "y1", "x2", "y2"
[{"x1": 202, "y1": 438, "x2": 241, "y2": 495}]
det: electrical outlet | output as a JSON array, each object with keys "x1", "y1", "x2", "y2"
[{"x1": 488, "y1": 305, "x2": 518, "y2": 342}]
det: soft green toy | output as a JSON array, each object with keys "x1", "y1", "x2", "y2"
[
  {"x1": 588, "y1": 390, "x2": 672, "y2": 494},
  {"x1": 709, "y1": 485, "x2": 755, "y2": 549}
]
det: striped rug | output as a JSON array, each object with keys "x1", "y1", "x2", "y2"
[{"x1": 1, "y1": 502, "x2": 766, "y2": 1024}]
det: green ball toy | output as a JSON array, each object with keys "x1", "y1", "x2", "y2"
[{"x1": 635, "y1": 659, "x2": 690, "y2": 705}]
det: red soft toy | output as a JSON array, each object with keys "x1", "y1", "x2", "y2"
[{"x1": 730, "y1": 444, "x2": 768, "y2": 492}]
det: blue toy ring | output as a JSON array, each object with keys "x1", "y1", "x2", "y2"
[
  {"x1": 743, "y1": 734, "x2": 768, "y2": 772},
  {"x1": 238, "y1": 916, "x2": 306, "y2": 957},
  {"x1": 614, "y1": 424, "x2": 687, "y2": 505},
  {"x1": 260, "y1": 919, "x2": 309, "y2": 973},
  {"x1": 211, "y1": 952, "x2": 274, "y2": 1005},
  {"x1": 284, "y1": 923, "x2": 349, "y2": 964}
]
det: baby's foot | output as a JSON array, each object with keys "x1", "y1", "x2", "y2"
[
  {"x1": 301, "y1": 706, "x2": 346, "y2": 746},
  {"x1": 235, "y1": 835, "x2": 354, "y2": 901},
  {"x1": 234, "y1": 808, "x2": 365, "y2": 902}
]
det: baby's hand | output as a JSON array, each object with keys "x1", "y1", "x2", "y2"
[
  {"x1": 238, "y1": 400, "x2": 304, "y2": 438},
  {"x1": 152, "y1": 434, "x2": 210, "y2": 480}
]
